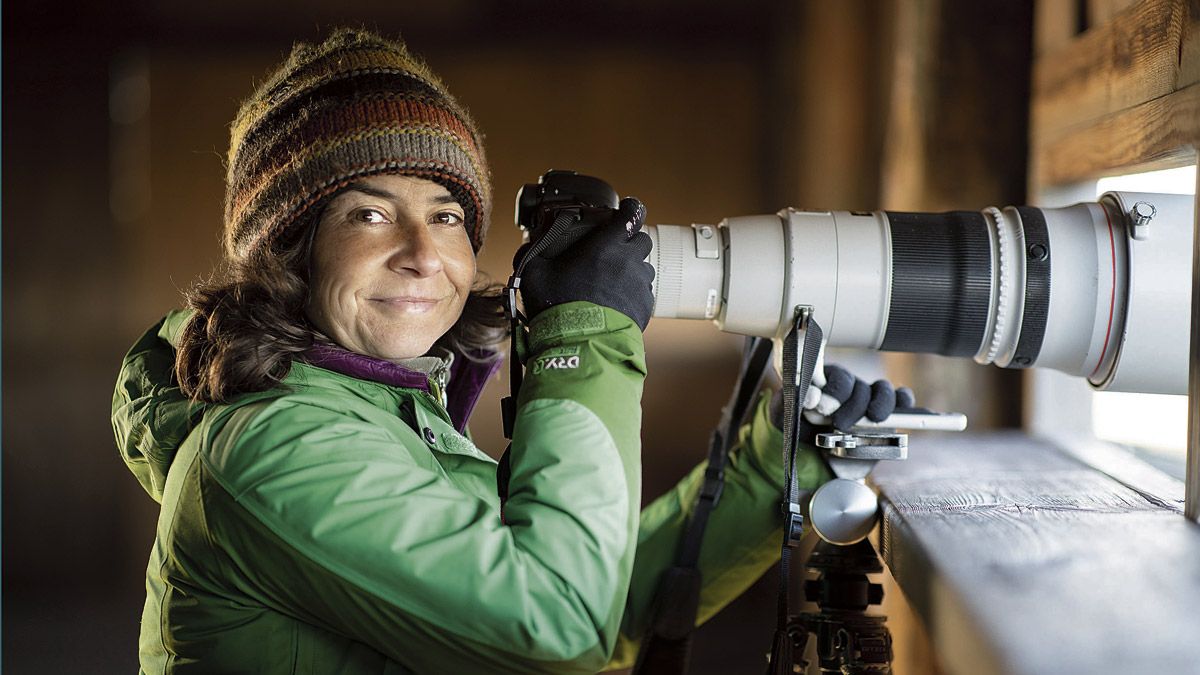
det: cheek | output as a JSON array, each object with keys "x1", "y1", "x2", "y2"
[
  {"x1": 309, "y1": 245, "x2": 364, "y2": 327},
  {"x1": 447, "y1": 258, "x2": 475, "y2": 320},
  {"x1": 455, "y1": 256, "x2": 477, "y2": 293},
  {"x1": 444, "y1": 238, "x2": 477, "y2": 295}
]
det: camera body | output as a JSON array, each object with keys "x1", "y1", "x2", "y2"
[{"x1": 514, "y1": 170, "x2": 619, "y2": 258}]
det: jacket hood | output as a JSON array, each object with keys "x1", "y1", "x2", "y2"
[{"x1": 112, "y1": 310, "x2": 206, "y2": 503}]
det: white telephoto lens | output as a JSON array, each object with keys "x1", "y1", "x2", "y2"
[{"x1": 645, "y1": 192, "x2": 1193, "y2": 395}]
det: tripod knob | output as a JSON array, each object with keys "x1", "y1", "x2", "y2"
[{"x1": 809, "y1": 478, "x2": 879, "y2": 545}]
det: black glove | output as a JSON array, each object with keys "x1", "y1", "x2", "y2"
[
  {"x1": 514, "y1": 197, "x2": 656, "y2": 330},
  {"x1": 818, "y1": 364, "x2": 915, "y2": 430},
  {"x1": 770, "y1": 364, "x2": 916, "y2": 431}
]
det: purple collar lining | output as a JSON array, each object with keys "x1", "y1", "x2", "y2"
[
  {"x1": 300, "y1": 343, "x2": 502, "y2": 433},
  {"x1": 446, "y1": 349, "x2": 503, "y2": 433},
  {"x1": 302, "y1": 343, "x2": 431, "y2": 391}
]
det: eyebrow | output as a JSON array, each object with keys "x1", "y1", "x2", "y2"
[{"x1": 341, "y1": 182, "x2": 460, "y2": 206}]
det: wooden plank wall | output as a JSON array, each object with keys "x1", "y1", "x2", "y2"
[{"x1": 1031, "y1": 0, "x2": 1200, "y2": 188}]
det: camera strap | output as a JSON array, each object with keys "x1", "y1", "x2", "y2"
[
  {"x1": 496, "y1": 211, "x2": 582, "y2": 509},
  {"x1": 767, "y1": 308, "x2": 823, "y2": 675},
  {"x1": 633, "y1": 335, "x2": 773, "y2": 675}
]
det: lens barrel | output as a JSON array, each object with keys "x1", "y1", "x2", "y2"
[{"x1": 644, "y1": 192, "x2": 1192, "y2": 395}]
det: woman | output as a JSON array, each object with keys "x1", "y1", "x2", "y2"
[{"x1": 113, "y1": 29, "x2": 900, "y2": 673}]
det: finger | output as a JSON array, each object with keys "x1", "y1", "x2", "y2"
[
  {"x1": 896, "y1": 386, "x2": 916, "y2": 410},
  {"x1": 636, "y1": 261, "x2": 657, "y2": 289},
  {"x1": 627, "y1": 230, "x2": 654, "y2": 259},
  {"x1": 578, "y1": 206, "x2": 638, "y2": 244},
  {"x1": 831, "y1": 377, "x2": 870, "y2": 430},
  {"x1": 615, "y1": 197, "x2": 646, "y2": 235},
  {"x1": 822, "y1": 364, "x2": 855, "y2": 404},
  {"x1": 804, "y1": 383, "x2": 822, "y2": 409},
  {"x1": 866, "y1": 379, "x2": 896, "y2": 422},
  {"x1": 803, "y1": 409, "x2": 830, "y2": 426},
  {"x1": 816, "y1": 392, "x2": 841, "y2": 416},
  {"x1": 811, "y1": 340, "x2": 827, "y2": 388}
]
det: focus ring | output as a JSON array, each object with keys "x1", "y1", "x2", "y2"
[
  {"x1": 651, "y1": 225, "x2": 685, "y2": 318},
  {"x1": 881, "y1": 211, "x2": 992, "y2": 357}
]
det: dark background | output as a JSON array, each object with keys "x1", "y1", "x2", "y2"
[{"x1": 3, "y1": 1, "x2": 1032, "y2": 672}]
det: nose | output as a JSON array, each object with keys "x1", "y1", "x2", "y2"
[{"x1": 387, "y1": 220, "x2": 444, "y2": 278}]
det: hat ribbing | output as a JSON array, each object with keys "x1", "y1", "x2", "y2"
[{"x1": 224, "y1": 29, "x2": 491, "y2": 259}]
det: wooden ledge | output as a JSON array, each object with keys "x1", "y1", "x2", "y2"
[{"x1": 870, "y1": 432, "x2": 1197, "y2": 675}]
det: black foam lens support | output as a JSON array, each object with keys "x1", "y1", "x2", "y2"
[
  {"x1": 1010, "y1": 207, "x2": 1051, "y2": 368},
  {"x1": 881, "y1": 211, "x2": 991, "y2": 357}
]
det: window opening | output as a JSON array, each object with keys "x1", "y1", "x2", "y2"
[{"x1": 1033, "y1": 165, "x2": 1195, "y2": 480}]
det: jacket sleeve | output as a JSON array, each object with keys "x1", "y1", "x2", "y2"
[
  {"x1": 604, "y1": 389, "x2": 832, "y2": 669},
  {"x1": 198, "y1": 301, "x2": 645, "y2": 674}
]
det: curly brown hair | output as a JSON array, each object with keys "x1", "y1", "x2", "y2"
[{"x1": 175, "y1": 206, "x2": 508, "y2": 404}]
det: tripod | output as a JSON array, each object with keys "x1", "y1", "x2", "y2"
[
  {"x1": 771, "y1": 426, "x2": 908, "y2": 675},
  {"x1": 786, "y1": 538, "x2": 893, "y2": 674}
]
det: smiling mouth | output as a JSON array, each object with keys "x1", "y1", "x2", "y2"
[{"x1": 370, "y1": 297, "x2": 444, "y2": 312}]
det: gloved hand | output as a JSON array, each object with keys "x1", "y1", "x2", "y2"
[
  {"x1": 771, "y1": 363, "x2": 916, "y2": 431},
  {"x1": 806, "y1": 364, "x2": 916, "y2": 430},
  {"x1": 514, "y1": 197, "x2": 656, "y2": 331}
]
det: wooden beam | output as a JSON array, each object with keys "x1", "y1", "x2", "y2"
[
  {"x1": 1035, "y1": 0, "x2": 1080, "y2": 57},
  {"x1": 1032, "y1": 80, "x2": 1200, "y2": 187},
  {"x1": 1089, "y1": 0, "x2": 1142, "y2": 25},
  {"x1": 880, "y1": 0, "x2": 1031, "y2": 430},
  {"x1": 883, "y1": 0, "x2": 1033, "y2": 210},
  {"x1": 1032, "y1": 0, "x2": 1193, "y2": 146},
  {"x1": 1184, "y1": 0, "x2": 1200, "y2": 88},
  {"x1": 872, "y1": 433, "x2": 1197, "y2": 675}
]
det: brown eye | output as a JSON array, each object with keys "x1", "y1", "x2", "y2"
[
  {"x1": 432, "y1": 211, "x2": 464, "y2": 226},
  {"x1": 352, "y1": 208, "x2": 390, "y2": 225}
]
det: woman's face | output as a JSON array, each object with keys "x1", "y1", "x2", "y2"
[{"x1": 306, "y1": 174, "x2": 476, "y2": 363}]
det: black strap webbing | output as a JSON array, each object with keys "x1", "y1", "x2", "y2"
[
  {"x1": 767, "y1": 309, "x2": 824, "y2": 675},
  {"x1": 633, "y1": 336, "x2": 774, "y2": 674},
  {"x1": 497, "y1": 211, "x2": 581, "y2": 506}
]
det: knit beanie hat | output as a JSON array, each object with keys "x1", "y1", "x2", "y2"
[{"x1": 223, "y1": 28, "x2": 491, "y2": 260}]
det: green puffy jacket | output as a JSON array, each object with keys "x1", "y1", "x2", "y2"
[{"x1": 112, "y1": 302, "x2": 830, "y2": 674}]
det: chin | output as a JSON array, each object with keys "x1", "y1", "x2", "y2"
[{"x1": 371, "y1": 338, "x2": 439, "y2": 362}]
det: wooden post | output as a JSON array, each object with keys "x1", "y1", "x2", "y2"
[
  {"x1": 879, "y1": 0, "x2": 1034, "y2": 429},
  {"x1": 1189, "y1": 171, "x2": 1200, "y2": 522}
]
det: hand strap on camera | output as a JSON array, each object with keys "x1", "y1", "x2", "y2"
[
  {"x1": 767, "y1": 307, "x2": 823, "y2": 675},
  {"x1": 632, "y1": 335, "x2": 773, "y2": 674},
  {"x1": 496, "y1": 210, "x2": 582, "y2": 509}
]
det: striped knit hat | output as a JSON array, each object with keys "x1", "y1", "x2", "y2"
[{"x1": 224, "y1": 28, "x2": 491, "y2": 260}]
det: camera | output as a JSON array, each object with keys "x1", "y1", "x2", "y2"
[
  {"x1": 515, "y1": 170, "x2": 619, "y2": 259},
  {"x1": 515, "y1": 170, "x2": 1195, "y2": 395}
]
